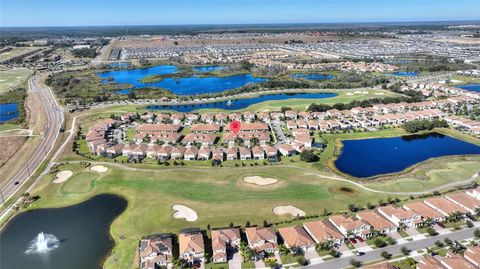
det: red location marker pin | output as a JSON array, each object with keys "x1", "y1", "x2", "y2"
[{"x1": 230, "y1": 120, "x2": 241, "y2": 135}]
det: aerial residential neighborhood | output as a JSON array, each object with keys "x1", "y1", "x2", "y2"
[{"x1": 1, "y1": 1, "x2": 480, "y2": 269}]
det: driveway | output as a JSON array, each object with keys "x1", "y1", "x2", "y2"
[
  {"x1": 405, "y1": 227, "x2": 420, "y2": 236},
  {"x1": 229, "y1": 252, "x2": 242, "y2": 269},
  {"x1": 388, "y1": 231, "x2": 403, "y2": 240},
  {"x1": 274, "y1": 252, "x2": 283, "y2": 265},
  {"x1": 254, "y1": 259, "x2": 265, "y2": 268},
  {"x1": 336, "y1": 243, "x2": 350, "y2": 252},
  {"x1": 304, "y1": 249, "x2": 319, "y2": 260}
]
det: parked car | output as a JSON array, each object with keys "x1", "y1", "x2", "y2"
[
  {"x1": 349, "y1": 238, "x2": 357, "y2": 244},
  {"x1": 356, "y1": 236, "x2": 364, "y2": 243}
]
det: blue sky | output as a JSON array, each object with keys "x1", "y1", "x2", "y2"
[{"x1": 1, "y1": 0, "x2": 479, "y2": 27}]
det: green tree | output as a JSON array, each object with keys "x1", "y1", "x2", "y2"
[{"x1": 300, "y1": 150, "x2": 319, "y2": 162}]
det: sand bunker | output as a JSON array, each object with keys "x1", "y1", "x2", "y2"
[
  {"x1": 273, "y1": 205, "x2": 306, "y2": 217},
  {"x1": 244, "y1": 176, "x2": 278, "y2": 186},
  {"x1": 90, "y1": 165, "x2": 108, "y2": 173},
  {"x1": 52, "y1": 170, "x2": 73, "y2": 183},
  {"x1": 172, "y1": 205, "x2": 198, "y2": 222}
]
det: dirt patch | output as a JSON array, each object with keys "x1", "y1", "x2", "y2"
[
  {"x1": 90, "y1": 165, "x2": 108, "y2": 173},
  {"x1": 172, "y1": 204, "x2": 198, "y2": 222},
  {"x1": 52, "y1": 170, "x2": 73, "y2": 184},
  {"x1": 338, "y1": 187, "x2": 356, "y2": 193},
  {"x1": 244, "y1": 176, "x2": 278, "y2": 186},
  {"x1": 0, "y1": 136, "x2": 27, "y2": 168},
  {"x1": 273, "y1": 205, "x2": 306, "y2": 217}
]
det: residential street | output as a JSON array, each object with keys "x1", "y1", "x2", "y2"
[{"x1": 304, "y1": 226, "x2": 478, "y2": 269}]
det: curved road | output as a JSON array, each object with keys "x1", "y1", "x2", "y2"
[{"x1": 0, "y1": 77, "x2": 63, "y2": 205}]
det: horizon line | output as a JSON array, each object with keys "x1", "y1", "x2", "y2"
[{"x1": 2, "y1": 19, "x2": 480, "y2": 29}]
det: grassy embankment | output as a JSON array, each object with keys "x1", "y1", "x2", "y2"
[{"x1": 451, "y1": 75, "x2": 480, "y2": 85}]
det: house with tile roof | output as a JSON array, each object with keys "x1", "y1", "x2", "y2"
[
  {"x1": 245, "y1": 227, "x2": 278, "y2": 256},
  {"x1": 211, "y1": 228, "x2": 241, "y2": 263},
  {"x1": 303, "y1": 220, "x2": 344, "y2": 246},
  {"x1": 179, "y1": 231, "x2": 205, "y2": 265},
  {"x1": 278, "y1": 225, "x2": 315, "y2": 253},
  {"x1": 139, "y1": 235, "x2": 173, "y2": 269}
]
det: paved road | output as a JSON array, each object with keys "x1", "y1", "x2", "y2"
[
  {"x1": 304, "y1": 227, "x2": 477, "y2": 269},
  {"x1": 0, "y1": 77, "x2": 63, "y2": 205}
]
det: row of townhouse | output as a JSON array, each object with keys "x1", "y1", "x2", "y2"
[
  {"x1": 94, "y1": 143, "x2": 281, "y2": 162},
  {"x1": 119, "y1": 91, "x2": 478, "y2": 129},
  {"x1": 416, "y1": 247, "x2": 480, "y2": 269},
  {"x1": 85, "y1": 118, "x2": 120, "y2": 155},
  {"x1": 445, "y1": 115, "x2": 480, "y2": 135},
  {"x1": 369, "y1": 245, "x2": 480, "y2": 269},
  {"x1": 139, "y1": 188, "x2": 480, "y2": 269}
]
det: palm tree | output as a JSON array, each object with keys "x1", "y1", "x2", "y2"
[
  {"x1": 172, "y1": 258, "x2": 183, "y2": 269},
  {"x1": 279, "y1": 244, "x2": 289, "y2": 255}
]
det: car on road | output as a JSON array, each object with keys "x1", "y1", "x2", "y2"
[{"x1": 356, "y1": 251, "x2": 365, "y2": 256}]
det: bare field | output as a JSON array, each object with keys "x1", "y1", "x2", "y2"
[
  {"x1": 0, "y1": 136, "x2": 27, "y2": 168},
  {"x1": 114, "y1": 34, "x2": 349, "y2": 48}
]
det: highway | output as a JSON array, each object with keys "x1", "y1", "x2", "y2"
[{"x1": 0, "y1": 76, "x2": 63, "y2": 206}]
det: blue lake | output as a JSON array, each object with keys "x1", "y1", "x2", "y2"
[
  {"x1": 0, "y1": 103, "x2": 19, "y2": 122},
  {"x1": 457, "y1": 84, "x2": 480, "y2": 93},
  {"x1": 388, "y1": 71, "x2": 418, "y2": 77},
  {"x1": 292, "y1": 73, "x2": 335, "y2": 81},
  {"x1": 335, "y1": 132, "x2": 480, "y2": 178},
  {"x1": 97, "y1": 65, "x2": 267, "y2": 95},
  {"x1": 147, "y1": 92, "x2": 337, "y2": 112}
]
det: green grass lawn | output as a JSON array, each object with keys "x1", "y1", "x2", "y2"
[
  {"x1": 0, "y1": 47, "x2": 37, "y2": 62},
  {"x1": 241, "y1": 260, "x2": 255, "y2": 269},
  {"x1": 0, "y1": 68, "x2": 32, "y2": 95},
  {"x1": 280, "y1": 253, "x2": 301, "y2": 265},
  {"x1": 451, "y1": 75, "x2": 480, "y2": 85},
  {"x1": 28, "y1": 162, "x2": 401, "y2": 269}
]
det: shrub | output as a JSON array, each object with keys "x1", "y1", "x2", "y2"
[
  {"x1": 381, "y1": 251, "x2": 391, "y2": 259},
  {"x1": 374, "y1": 238, "x2": 387, "y2": 248},
  {"x1": 426, "y1": 227, "x2": 438, "y2": 236},
  {"x1": 350, "y1": 259, "x2": 361, "y2": 268}
]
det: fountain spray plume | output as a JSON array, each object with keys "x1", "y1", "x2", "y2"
[{"x1": 25, "y1": 232, "x2": 60, "y2": 254}]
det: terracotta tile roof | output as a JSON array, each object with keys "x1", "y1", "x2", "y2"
[
  {"x1": 416, "y1": 256, "x2": 443, "y2": 269},
  {"x1": 357, "y1": 210, "x2": 395, "y2": 230},
  {"x1": 363, "y1": 262, "x2": 396, "y2": 269},
  {"x1": 465, "y1": 246, "x2": 480, "y2": 266},
  {"x1": 137, "y1": 124, "x2": 181, "y2": 133},
  {"x1": 329, "y1": 214, "x2": 369, "y2": 231},
  {"x1": 403, "y1": 202, "x2": 443, "y2": 219},
  {"x1": 446, "y1": 193, "x2": 480, "y2": 212},
  {"x1": 211, "y1": 228, "x2": 240, "y2": 252},
  {"x1": 278, "y1": 225, "x2": 314, "y2": 248},
  {"x1": 378, "y1": 205, "x2": 418, "y2": 220},
  {"x1": 190, "y1": 124, "x2": 221, "y2": 133},
  {"x1": 245, "y1": 227, "x2": 277, "y2": 245},
  {"x1": 424, "y1": 197, "x2": 468, "y2": 215},
  {"x1": 303, "y1": 220, "x2": 344, "y2": 243},
  {"x1": 441, "y1": 253, "x2": 476, "y2": 269},
  {"x1": 182, "y1": 134, "x2": 217, "y2": 144},
  {"x1": 225, "y1": 122, "x2": 269, "y2": 132},
  {"x1": 179, "y1": 232, "x2": 204, "y2": 255}
]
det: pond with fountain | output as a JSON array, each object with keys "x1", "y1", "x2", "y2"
[{"x1": 0, "y1": 194, "x2": 127, "y2": 269}]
